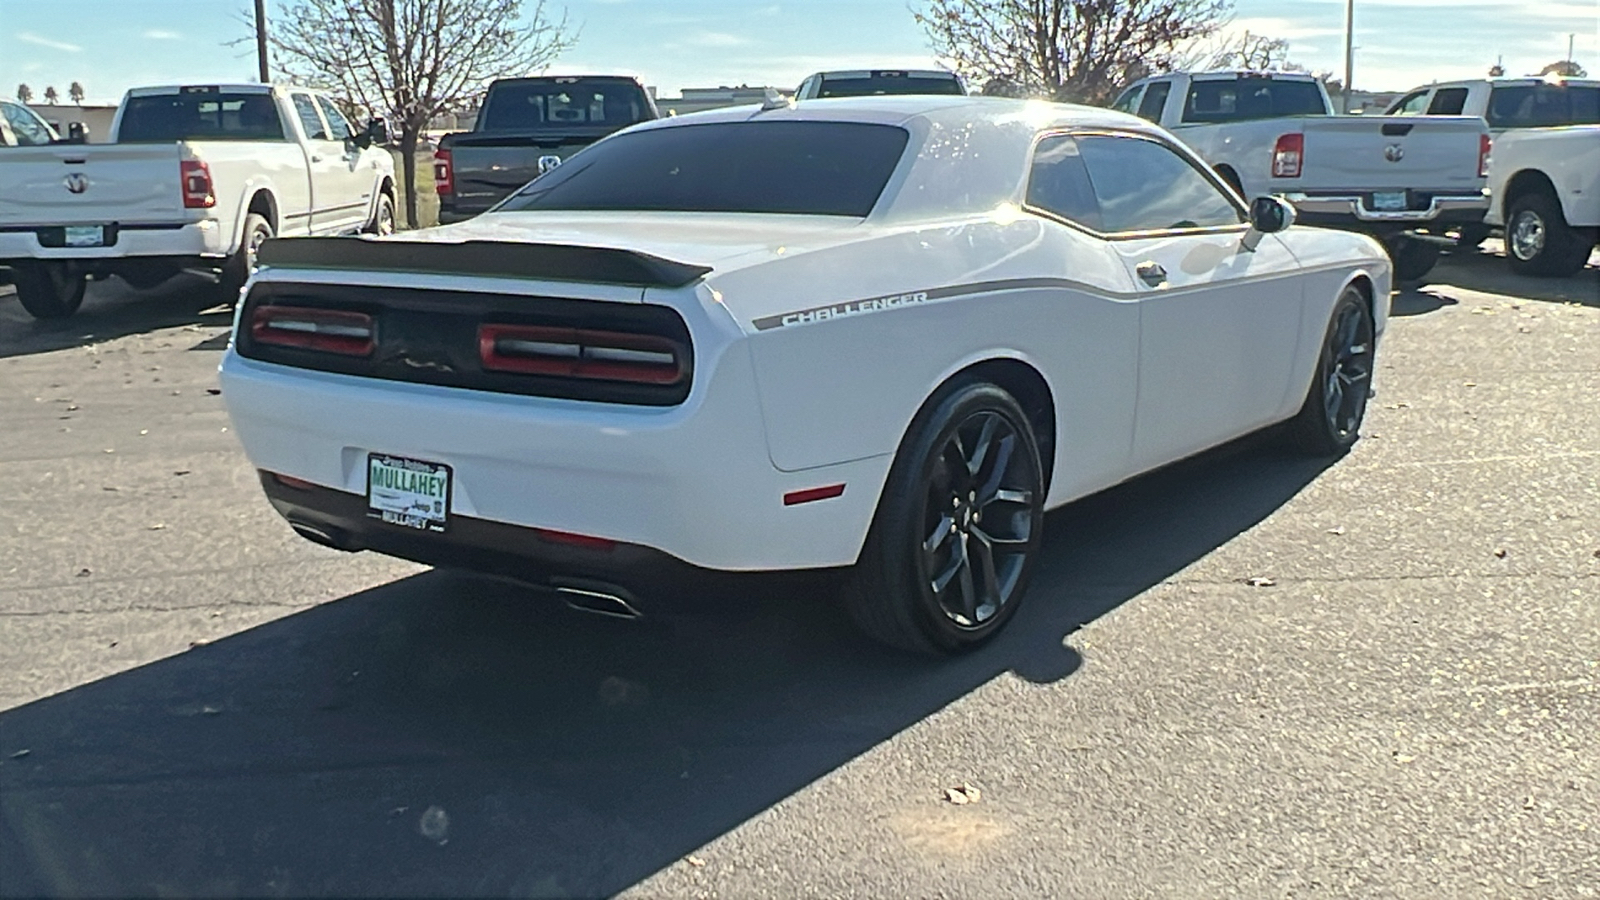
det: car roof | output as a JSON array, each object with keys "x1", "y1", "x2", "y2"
[
  {"x1": 636, "y1": 95, "x2": 1154, "y2": 134},
  {"x1": 1410, "y1": 77, "x2": 1600, "y2": 90},
  {"x1": 1187, "y1": 69, "x2": 1318, "y2": 82},
  {"x1": 813, "y1": 69, "x2": 959, "y2": 79}
]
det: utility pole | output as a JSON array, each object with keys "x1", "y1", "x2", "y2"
[
  {"x1": 1569, "y1": 33, "x2": 1576, "y2": 66},
  {"x1": 254, "y1": 0, "x2": 270, "y2": 84},
  {"x1": 1342, "y1": 0, "x2": 1355, "y2": 113}
]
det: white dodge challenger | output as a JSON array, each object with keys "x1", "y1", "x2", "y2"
[{"x1": 220, "y1": 96, "x2": 1390, "y2": 654}]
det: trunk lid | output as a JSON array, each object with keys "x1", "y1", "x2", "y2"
[
  {"x1": 0, "y1": 143, "x2": 186, "y2": 226},
  {"x1": 1299, "y1": 115, "x2": 1487, "y2": 191}
]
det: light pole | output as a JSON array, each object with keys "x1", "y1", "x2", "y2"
[
  {"x1": 1343, "y1": 0, "x2": 1355, "y2": 113},
  {"x1": 254, "y1": 0, "x2": 270, "y2": 84}
]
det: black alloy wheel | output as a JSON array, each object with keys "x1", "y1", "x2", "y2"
[
  {"x1": 1287, "y1": 286, "x2": 1375, "y2": 456},
  {"x1": 844, "y1": 380, "x2": 1045, "y2": 655}
]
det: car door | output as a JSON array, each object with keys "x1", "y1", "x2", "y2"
[
  {"x1": 289, "y1": 92, "x2": 359, "y2": 234},
  {"x1": 314, "y1": 95, "x2": 379, "y2": 230},
  {"x1": 1073, "y1": 132, "x2": 1307, "y2": 470}
]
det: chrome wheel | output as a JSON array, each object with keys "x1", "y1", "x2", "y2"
[
  {"x1": 1510, "y1": 209, "x2": 1545, "y2": 262},
  {"x1": 920, "y1": 411, "x2": 1038, "y2": 627},
  {"x1": 376, "y1": 196, "x2": 396, "y2": 235},
  {"x1": 1323, "y1": 300, "x2": 1374, "y2": 440},
  {"x1": 245, "y1": 222, "x2": 271, "y2": 275}
]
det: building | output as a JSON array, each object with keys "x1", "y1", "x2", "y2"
[
  {"x1": 27, "y1": 104, "x2": 118, "y2": 141},
  {"x1": 656, "y1": 86, "x2": 793, "y2": 116}
]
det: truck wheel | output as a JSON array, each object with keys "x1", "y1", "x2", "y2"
[
  {"x1": 365, "y1": 192, "x2": 396, "y2": 236},
  {"x1": 1285, "y1": 285, "x2": 1374, "y2": 457},
  {"x1": 1385, "y1": 235, "x2": 1440, "y2": 284},
  {"x1": 842, "y1": 379, "x2": 1045, "y2": 655},
  {"x1": 1506, "y1": 192, "x2": 1594, "y2": 278},
  {"x1": 219, "y1": 213, "x2": 274, "y2": 301},
  {"x1": 12, "y1": 262, "x2": 87, "y2": 320}
]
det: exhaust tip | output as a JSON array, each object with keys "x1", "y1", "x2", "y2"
[
  {"x1": 555, "y1": 584, "x2": 643, "y2": 620},
  {"x1": 289, "y1": 520, "x2": 356, "y2": 552}
]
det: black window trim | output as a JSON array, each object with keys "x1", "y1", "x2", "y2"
[{"x1": 1021, "y1": 128, "x2": 1250, "y2": 242}]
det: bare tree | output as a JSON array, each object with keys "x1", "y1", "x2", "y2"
[
  {"x1": 915, "y1": 0, "x2": 1230, "y2": 105},
  {"x1": 43, "y1": 86, "x2": 60, "y2": 105},
  {"x1": 264, "y1": 0, "x2": 577, "y2": 227},
  {"x1": 1188, "y1": 29, "x2": 1295, "y2": 71},
  {"x1": 15, "y1": 84, "x2": 32, "y2": 103},
  {"x1": 69, "y1": 81, "x2": 86, "y2": 105}
]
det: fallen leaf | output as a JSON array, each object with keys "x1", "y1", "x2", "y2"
[
  {"x1": 102, "y1": 486, "x2": 117, "y2": 491},
  {"x1": 76, "y1": 568, "x2": 91, "y2": 577},
  {"x1": 173, "y1": 470, "x2": 192, "y2": 476},
  {"x1": 109, "y1": 641, "x2": 118, "y2": 648},
  {"x1": 9, "y1": 749, "x2": 30, "y2": 759},
  {"x1": 1523, "y1": 796, "x2": 1536, "y2": 810},
  {"x1": 1393, "y1": 753, "x2": 1415, "y2": 764},
  {"x1": 201, "y1": 706, "x2": 222, "y2": 716},
  {"x1": 1327, "y1": 526, "x2": 1347, "y2": 536},
  {"x1": 684, "y1": 855, "x2": 706, "y2": 868},
  {"x1": 418, "y1": 806, "x2": 450, "y2": 844},
  {"x1": 139, "y1": 430, "x2": 149, "y2": 436},
  {"x1": 1494, "y1": 548, "x2": 1508, "y2": 559},
  {"x1": 188, "y1": 639, "x2": 209, "y2": 649},
  {"x1": 1246, "y1": 577, "x2": 1277, "y2": 588},
  {"x1": 206, "y1": 388, "x2": 222, "y2": 396},
  {"x1": 944, "y1": 783, "x2": 981, "y2": 805},
  {"x1": 66, "y1": 404, "x2": 79, "y2": 411},
  {"x1": 147, "y1": 523, "x2": 167, "y2": 531}
]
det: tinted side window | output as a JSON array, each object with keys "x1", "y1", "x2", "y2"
[
  {"x1": 2, "y1": 101, "x2": 54, "y2": 145},
  {"x1": 291, "y1": 94, "x2": 329, "y2": 140},
  {"x1": 1111, "y1": 86, "x2": 1143, "y2": 114},
  {"x1": 1389, "y1": 90, "x2": 1431, "y2": 115},
  {"x1": 315, "y1": 96, "x2": 356, "y2": 140},
  {"x1": 1489, "y1": 85, "x2": 1600, "y2": 127},
  {"x1": 1137, "y1": 82, "x2": 1172, "y2": 122},
  {"x1": 502, "y1": 121, "x2": 909, "y2": 217},
  {"x1": 1026, "y1": 135, "x2": 1102, "y2": 232},
  {"x1": 1427, "y1": 88, "x2": 1469, "y2": 115},
  {"x1": 1076, "y1": 135, "x2": 1242, "y2": 233}
]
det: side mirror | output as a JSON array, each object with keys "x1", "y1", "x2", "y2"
[{"x1": 1242, "y1": 196, "x2": 1297, "y2": 252}]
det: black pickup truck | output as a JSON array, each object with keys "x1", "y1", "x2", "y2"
[{"x1": 434, "y1": 76, "x2": 659, "y2": 223}]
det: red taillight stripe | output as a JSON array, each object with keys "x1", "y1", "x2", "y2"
[
  {"x1": 784, "y1": 483, "x2": 846, "y2": 506},
  {"x1": 478, "y1": 323, "x2": 685, "y2": 385},
  {"x1": 1272, "y1": 133, "x2": 1304, "y2": 179},
  {"x1": 251, "y1": 305, "x2": 376, "y2": 357},
  {"x1": 1478, "y1": 134, "x2": 1492, "y2": 178},
  {"x1": 181, "y1": 159, "x2": 215, "y2": 208},
  {"x1": 272, "y1": 472, "x2": 318, "y2": 490},
  {"x1": 433, "y1": 149, "x2": 454, "y2": 196},
  {"x1": 534, "y1": 528, "x2": 617, "y2": 551}
]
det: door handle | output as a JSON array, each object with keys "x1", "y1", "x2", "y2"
[{"x1": 1136, "y1": 261, "x2": 1167, "y2": 287}]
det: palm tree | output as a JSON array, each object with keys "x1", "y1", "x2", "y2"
[
  {"x1": 69, "y1": 81, "x2": 85, "y2": 105},
  {"x1": 43, "y1": 86, "x2": 60, "y2": 105},
  {"x1": 16, "y1": 84, "x2": 33, "y2": 103}
]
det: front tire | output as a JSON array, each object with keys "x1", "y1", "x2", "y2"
[
  {"x1": 1385, "y1": 235, "x2": 1440, "y2": 284},
  {"x1": 1506, "y1": 192, "x2": 1594, "y2": 277},
  {"x1": 1286, "y1": 286, "x2": 1375, "y2": 457},
  {"x1": 842, "y1": 380, "x2": 1045, "y2": 655},
  {"x1": 365, "y1": 191, "x2": 396, "y2": 235},
  {"x1": 13, "y1": 262, "x2": 87, "y2": 320}
]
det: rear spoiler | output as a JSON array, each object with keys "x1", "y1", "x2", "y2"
[{"x1": 256, "y1": 237, "x2": 712, "y2": 288}]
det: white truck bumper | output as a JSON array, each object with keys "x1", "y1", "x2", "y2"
[{"x1": 0, "y1": 218, "x2": 229, "y2": 262}]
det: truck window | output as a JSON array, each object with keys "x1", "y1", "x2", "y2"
[
  {"x1": 1111, "y1": 86, "x2": 1144, "y2": 114},
  {"x1": 1388, "y1": 90, "x2": 1431, "y2": 116},
  {"x1": 118, "y1": 91, "x2": 285, "y2": 142},
  {"x1": 290, "y1": 94, "x2": 330, "y2": 140},
  {"x1": 2, "y1": 100, "x2": 55, "y2": 145},
  {"x1": 314, "y1": 96, "x2": 358, "y2": 141},
  {"x1": 1182, "y1": 78, "x2": 1328, "y2": 123},
  {"x1": 481, "y1": 81, "x2": 649, "y2": 131},
  {"x1": 1488, "y1": 84, "x2": 1600, "y2": 127},
  {"x1": 1137, "y1": 82, "x2": 1172, "y2": 122},
  {"x1": 817, "y1": 72, "x2": 964, "y2": 98},
  {"x1": 501, "y1": 121, "x2": 909, "y2": 218},
  {"x1": 1426, "y1": 88, "x2": 1469, "y2": 115}
]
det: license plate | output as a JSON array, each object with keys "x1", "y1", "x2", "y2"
[
  {"x1": 367, "y1": 453, "x2": 451, "y2": 532},
  {"x1": 1372, "y1": 192, "x2": 1408, "y2": 211},
  {"x1": 64, "y1": 225, "x2": 106, "y2": 247}
]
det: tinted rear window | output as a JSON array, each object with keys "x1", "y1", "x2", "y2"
[
  {"x1": 118, "y1": 92, "x2": 285, "y2": 142},
  {"x1": 480, "y1": 80, "x2": 650, "y2": 131},
  {"x1": 500, "y1": 121, "x2": 909, "y2": 217},
  {"x1": 1182, "y1": 78, "x2": 1327, "y2": 123},
  {"x1": 1487, "y1": 85, "x2": 1600, "y2": 127},
  {"x1": 818, "y1": 74, "x2": 964, "y2": 98}
]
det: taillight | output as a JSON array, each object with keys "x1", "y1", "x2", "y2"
[
  {"x1": 478, "y1": 324, "x2": 686, "y2": 385},
  {"x1": 1478, "y1": 134, "x2": 1492, "y2": 177},
  {"x1": 433, "y1": 149, "x2": 453, "y2": 196},
  {"x1": 250, "y1": 306, "x2": 375, "y2": 357},
  {"x1": 1272, "y1": 133, "x2": 1304, "y2": 179},
  {"x1": 181, "y1": 159, "x2": 215, "y2": 208}
]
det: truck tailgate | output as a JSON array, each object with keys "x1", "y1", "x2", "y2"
[
  {"x1": 0, "y1": 144, "x2": 186, "y2": 226},
  {"x1": 1301, "y1": 115, "x2": 1486, "y2": 191},
  {"x1": 446, "y1": 132, "x2": 605, "y2": 210}
]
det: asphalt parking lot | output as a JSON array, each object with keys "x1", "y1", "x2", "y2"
[{"x1": 1, "y1": 245, "x2": 1596, "y2": 898}]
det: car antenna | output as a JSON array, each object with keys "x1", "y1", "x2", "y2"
[{"x1": 759, "y1": 88, "x2": 795, "y2": 112}]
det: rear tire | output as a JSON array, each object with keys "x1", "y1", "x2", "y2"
[
  {"x1": 219, "y1": 213, "x2": 274, "y2": 301},
  {"x1": 13, "y1": 262, "x2": 87, "y2": 320},
  {"x1": 1506, "y1": 192, "x2": 1594, "y2": 277},
  {"x1": 1286, "y1": 286, "x2": 1375, "y2": 457},
  {"x1": 1386, "y1": 235, "x2": 1440, "y2": 284},
  {"x1": 842, "y1": 379, "x2": 1045, "y2": 655}
]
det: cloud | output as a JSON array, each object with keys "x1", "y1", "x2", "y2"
[
  {"x1": 143, "y1": 29, "x2": 183, "y2": 40},
  {"x1": 684, "y1": 31, "x2": 750, "y2": 48},
  {"x1": 18, "y1": 32, "x2": 83, "y2": 53}
]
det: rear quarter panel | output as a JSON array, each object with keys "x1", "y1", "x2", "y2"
[
  {"x1": 188, "y1": 140, "x2": 312, "y2": 248},
  {"x1": 1486, "y1": 127, "x2": 1600, "y2": 227}
]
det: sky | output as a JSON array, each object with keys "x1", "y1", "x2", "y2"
[{"x1": 1, "y1": 0, "x2": 1595, "y2": 107}]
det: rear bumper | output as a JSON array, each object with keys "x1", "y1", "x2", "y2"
[
  {"x1": 219, "y1": 349, "x2": 891, "y2": 572},
  {"x1": 1283, "y1": 192, "x2": 1489, "y2": 228},
  {"x1": 0, "y1": 219, "x2": 230, "y2": 263}
]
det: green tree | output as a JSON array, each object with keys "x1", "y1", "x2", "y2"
[
  {"x1": 43, "y1": 86, "x2": 60, "y2": 105},
  {"x1": 69, "y1": 81, "x2": 86, "y2": 105},
  {"x1": 16, "y1": 84, "x2": 33, "y2": 103}
]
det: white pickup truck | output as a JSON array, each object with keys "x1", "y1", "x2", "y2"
[
  {"x1": 0, "y1": 83, "x2": 396, "y2": 319},
  {"x1": 1386, "y1": 77, "x2": 1599, "y2": 276},
  {"x1": 1112, "y1": 70, "x2": 1491, "y2": 281}
]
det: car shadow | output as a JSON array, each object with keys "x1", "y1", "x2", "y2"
[
  {"x1": 1433, "y1": 241, "x2": 1599, "y2": 308},
  {"x1": 0, "y1": 276, "x2": 234, "y2": 360},
  {"x1": 1389, "y1": 287, "x2": 1460, "y2": 317},
  {"x1": 0, "y1": 434, "x2": 1331, "y2": 898}
]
